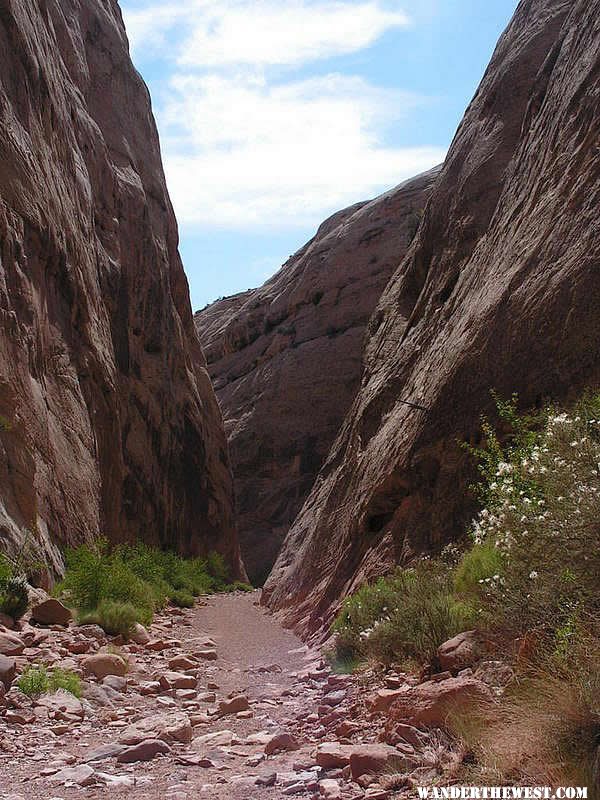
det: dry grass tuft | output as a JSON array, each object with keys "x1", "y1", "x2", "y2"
[{"x1": 451, "y1": 642, "x2": 600, "y2": 792}]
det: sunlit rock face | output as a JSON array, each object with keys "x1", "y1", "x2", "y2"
[
  {"x1": 0, "y1": 0, "x2": 243, "y2": 576},
  {"x1": 264, "y1": 0, "x2": 600, "y2": 635},
  {"x1": 195, "y1": 168, "x2": 439, "y2": 584}
]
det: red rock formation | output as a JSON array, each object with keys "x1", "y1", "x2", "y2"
[
  {"x1": 0, "y1": 0, "x2": 242, "y2": 576},
  {"x1": 195, "y1": 169, "x2": 439, "y2": 583},
  {"x1": 264, "y1": 0, "x2": 600, "y2": 633}
]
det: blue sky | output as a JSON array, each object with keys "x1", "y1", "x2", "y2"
[{"x1": 120, "y1": 0, "x2": 519, "y2": 310}]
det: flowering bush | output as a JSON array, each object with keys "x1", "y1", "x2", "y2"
[
  {"x1": 458, "y1": 393, "x2": 600, "y2": 642},
  {"x1": 332, "y1": 392, "x2": 600, "y2": 667}
]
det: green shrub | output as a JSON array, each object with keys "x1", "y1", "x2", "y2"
[
  {"x1": 169, "y1": 589, "x2": 195, "y2": 608},
  {"x1": 79, "y1": 599, "x2": 140, "y2": 637},
  {"x1": 101, "y1": 560, "x2": 153, "y2": 624},
  {"x1": 0, "y1": 555, "x2": 29, "y2": 621},
  {"x1": 17, "y1": 664, "x2": 81, "y2": 699},
  {"x1": 58, "y1": 541, "x2": 107, "y2": 611},
  {"x1": 332, "y1": 562, "x2": 477, "y2": 666},
  {"x1": 18, "y1": 664, "x2": 49, "y2": 697},
  {"x1": 56, "y1": 540, "x2": 233, "y2": 635},
  {"x1": 206, "y1": 551, "x2": 228, "y2": 590},
  {"x1": 0, "y1": 554, "x2": 12, "y2": 585},
  {"x1": 454, "y1": 541, "x2": 504, "y2": 597},
  {"x1": 224, "y1": 580, "x2": 253, "y2": 593},
  {"x1": 49, "y1": 667, "x2": 82, "y2": 698}
]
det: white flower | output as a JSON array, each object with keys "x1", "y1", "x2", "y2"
[{"x1": 529, "y1": 570, "x2": 538, "y2": 579}]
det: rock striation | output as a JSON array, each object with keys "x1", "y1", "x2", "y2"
[
  {"x1": 0, "y1": 0, "x2": 242, "y2": 574},
  {"x1": 195, "y1": 169, "x2": 439, "y2": 583},
  {"x1": 264, "y1": 0, "x2": 600, "y2": 632}
]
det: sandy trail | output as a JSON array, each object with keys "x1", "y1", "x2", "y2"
[{"x1": 0, "y1": 591, "x2": 336, "y2": 800}]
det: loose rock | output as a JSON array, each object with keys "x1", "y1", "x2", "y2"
[
  {"x1": 30, "y1": 599, "x2": 72, "y2": 627},
  {"x1": 83, "y1": 653, "x2": 127, "y2": 679},
  {"x1": 117, "y1": 738, "x2": 171, "y2": 763}
]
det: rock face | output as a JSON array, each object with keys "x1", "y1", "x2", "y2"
[
  {"x1": 264, "y1": 0, "x2": 600, "y2": 632},
  {"x1": 0, "y1": 0, "x2": 241, "y2": 574},
  {"x1": 195, "y1": 169, "x2": 439, "y2": 583}
]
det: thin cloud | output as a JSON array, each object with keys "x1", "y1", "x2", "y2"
[
  {"x1": 123, "y1": 0, "x2": 410, "y2": 66},
  {"x1": 121, "y1": 0, "x2": 444, "y2": 232},
  {"x1": 160, "y1": 73, "x2": 445, "y2": 227}
]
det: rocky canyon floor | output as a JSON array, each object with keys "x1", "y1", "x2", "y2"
[{"x1": 0, "y1": 592, "x2": 488, "y2": 799}]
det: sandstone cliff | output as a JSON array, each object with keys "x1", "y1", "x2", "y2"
[
  {"x1": 0, "y1": 0, "x2": 242, "y2": 575},
  {"x1": 195, "y1": 169, "x2": 439, "y2": 584},
  {"x1": 264, "y1": 0, "x2": 600, "y2": 633}
]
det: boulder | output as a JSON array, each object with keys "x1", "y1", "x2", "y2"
[
  {"x1": 193, "y1": 729, "x2": 236, "y2": 748},
  {"x1": 84, "y1": 743, "x2": 128, "y2": 762},
  {"x1": 196, "y1": 649, "x2": 218, "y2": 661},
  {"x1": 76, "y1": 624, "x2": 106, "y2": 642},
  {"x1": 349, "y1": 744, "x2": 408, "y2": 779},
  {"x1": 129, "y1": 624, "x2": 150, "y2": 645},
  {"x1": 83, "y1": 653, "x2": 127, "y2": 679},
  {"x1": 0, "y1": 655, "x2": 16, "y2": 689},
  {"x1": 437, "y1": 631, "x2": 482, "y2": 672},
  {"x1": 0, "y1": 632, "x2": 24, "y2": 656},
  {"x1": 168, "y1": 655, "x2": 198, "y2": 671},
  {"x1": 264, "y1": 732, "x2": 300, "y2": 755},
  {"x1": 119, "y1": 711, "x2": 192, "y2": 745},
  {"x1": 386, "y1": 676, "x2": 493, "y2": 729},
  {"x1": 5, "y1": 709, "x2": 35, "y2": 725},
  {"x1": 320, "y1": 779, "x2": 342, "y2": 799},
  {"x1": 315, "y1": 743, "x2": 353, "y2": 769},
  {"x1": 217, "y1": 694, "x2": 249, "y2": 716},
  {"x1": 159, "y1": 671, "x2": 197, "y2": 690},
  {"x1": 117, "y1": 738, "x2": 171, "y2": 763},
  {"x1": 30, "y1": 599, "x2": 72, "y2": 627},
  {"x1": 50, "y1": 764, "x2": 95, "y2": 786},
  {"x1": 474, "y1": 660, "x2": 515, "y2": 688},
  {"x1": 102, "y1": 675, "x2": 127, "y2": 692},
  {"x1": 66, "y1": 639, "x2": 91, "y2": 654},
  {"x1": 322, "y1": 690, "x2": 346, "y2": 707},
  {"x1": 37, "y1": 689, "x2": 84, "y2": 721},
  {"x1": 368, "y1": 688, "x2": 410, "y2": 714},
  {"x1": 256, "y1": 773, "x2": 278, "y2": 787},
  {"x1": 83, "y1": 683, "x2": 120, "y2": 707}
]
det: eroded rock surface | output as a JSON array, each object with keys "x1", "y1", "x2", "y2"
[
  {"x1": 264, "y1": 0, "x2": 600, "y2": 633},
  {"x1": 0, "y1": 0, "x2": 241, "y2": 574},
  {"x1": 195, "y1": 169, "x2": 439, "y2": 583}
]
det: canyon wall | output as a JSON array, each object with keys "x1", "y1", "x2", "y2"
[
  {"x1": 195, "y1": 169, "x2": 439, "y2": 583},
  {"x1": 0, "y1": 0, "x2": 242, "y2": 575},
  {"x1": 264, "y1": 0, "x2": 600, "y2": 633}
]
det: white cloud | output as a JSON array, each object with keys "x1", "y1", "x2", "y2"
[
  {"x1": 159, "y1": 72, "x2": 445, "y2": 228},
  {"x1": 121, "y1": 0, "x2": 444, "y2": 232},
  {"x1": 123, "y1": 0, "x2": 410, "y2": 66}
]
